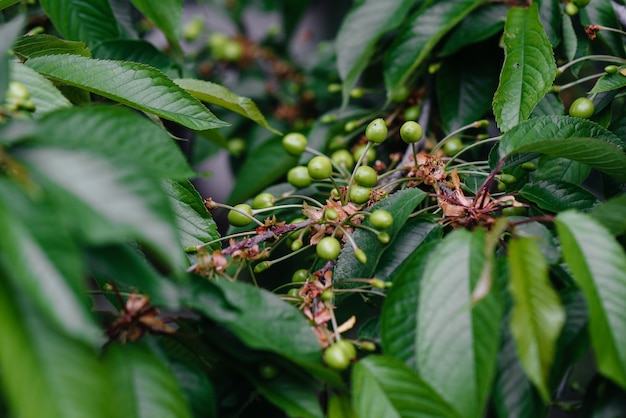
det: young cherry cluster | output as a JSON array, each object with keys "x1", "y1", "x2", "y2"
[{"x1": 1, "y1": 81, "x2": 36, "y2": 122}]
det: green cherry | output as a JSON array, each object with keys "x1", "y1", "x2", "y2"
[
  {"x1": 354, "y1": 166, "x2": 378, "y2": 187},
  {"x1": 228, "y1": 203, "x2": 253, "y2": 227},
  {"x1": 331, "y1": 149, "x2": 354, "y2": 170},
  {"x1": 252, "y1": 192, "x2": 275, "y2": 209},
  {"x1": 352, "y1": 144, "x2": 376, "y2": 164},
  {"x1": 569, "y1": 97, "x2": 595, "y2": 119},
  {"x1": 400, "y1": 121, "x2": 423, "y2": 144},
  {"x1": 316, "y1": 236, "x2": 341, "y2": 261},
  {"x1": 282, "y1": 132, "x2": 308, "y2": 156},
  {"x1": 307, "y1": 155, "x2": 333, "y2": 180},
  {"x1": 365, "y1": 118, "x2": 388, "y2": 144},
  {"x1": 349, "y1": 185, "x2": 371, "y2": 205},
  {"x1": 287, "y1": 166, "x2": 312, "y2": 188},
  {"x1": 369, "y1": 209, "x2": 393, "y2": 230}
]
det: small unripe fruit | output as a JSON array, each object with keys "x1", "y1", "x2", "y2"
[
  {"x1": 344, "y1": 120, "x2": 358, "y2": 133},
  {"x1": 335, "y1": 339, "x2": 357, "y2": 360},
  {"x1": 183, "y1": 17, "x2": 204, "y2": 41},
  {"x1": 252, "y1": 192, "x2": 274, "y2": 209},
  {"x1": 307, "y1": 156, "x2": 333, "y2": 180},
  {"x1": 370, "y1": 278, "x2": 386, "y2": 289},
  {"x1": 353, "y1": 144, "x2": 376, "y2": 164},
  {"x1": 404, "y1": 105, "x2": 420, "y2": 121},
  {"x1": 400, "y1": 121, "x2": 423, "y2": 144},
  {"x1": 331, "y1": 149, "x2": 354, "y2": 169},
  {"x1": 321, "y1": 289, "x2": 334, "y2": 302},
  {"x1": 369, "y1": 209, "x2": 393, "y2": 230},
  {"x1": 354, "y1": 249, "x2": 367, "y2": 264},
  {"x1": 7, "y1": 81, "x2": 30, "y2": 101},
  {"x1": 521, "y1": 161, "x2": 537, "y2": 171},
  {"x1": 499, "y1": 174, "x2": 517, "y2": 184},
  {"x1": 497, "y1": 181, "x2": 507, "y2": 192},
  {"x1": 227, "y1": 138, "x2": 246, "y2": 157},
  {"x1": 258, "y1": 363, "x2": 278, "y2": 379},
  {"x1": 359, "y1": 341, "x2": 377, "y2": 352},
  {"x1": 502, "y1": 206, "x2": 527, "y2": 216},
  {"x1": 390, "y1": 85, "x2": 409, "y2": 103},
  {"x1": 323, "y1": 342, "x2": 351, "y2": 371},
  {"x1": 287, "y1": 166, "x2": 312, "y2": 188},
  {"x1": 207, "y1": 32, "x2": 228, "y2": 58},
  {"x1": 325, "y1": 208, "x2": 339, "y2": 221},
  {"x1": 291, "y1": 239, "x2": 303, "y2": 251},
  {"x1": 350, "y1": 87, "x2": 365, "y2": 98},
  {"x1": 228, "y1": 204, "x2": 253, "y2": 227},
  {"x1": 349, "y1": 185, "x2": 371, "y2": 204},
  {"x1": 254, "y1": 261, "x2": 271, "y2": 273},
  {"x1": 287, "y1": 288, "x2": 300, "y2": 298},
  {"x1": 443, "y1": 137, "x2": 463, "y2": 155},
  {"x1": 292, "y1": 269, "x2": 310, "y2": 283},
  {"x1": 316, "y1": 236, "x2": 341, "y2": 261},
  {"x1": 604, "y1": 65, "x2": 619, "y2": 74},
  {"x1": 354, "y1": 166, "x2": 378, "y2": 187},
  {"x1": 282, "y1": 132, "x2": 308, "y2": 156},
  {"x1": 565, "y1": 2, "x2": 579, "y2": 15},
  {"x1": 327, "y1": 83, "x2": 342, "y2": 94},
  {"x1": 569, "y1": 97, "x2": 595, "y2": 119},
  {"x1": 222, "y1": 39, "x2": 243, "y2": 62},
  {"x1": 377, "y1": 232, "x2": 391, "y2": 244},
  {"x1": 365, "y1": 118, "x2": 388, "y2": 143}
]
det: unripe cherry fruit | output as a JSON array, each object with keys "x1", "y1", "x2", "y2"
[
  {"x1": 252, "y1": 192, "x2": 274, "y2": 209},
  {"x1": 353, "y1": 144, "x2": 376, "y2": 164},
  {"x1": 282, "y1": 132, "x2": 308, "y2": 156},
  {"x1": 323, "y1": 340, "x2": 357, "y2": 370},
  {"x1": 349, "y1": 185, "x2": 371, "y2": 205},
  {"x1": 287, "y1": 166, "x2": 312, "y2": 188},
  {"x1": 400, "y1": 121, "x2": 423, "y2": 144},
  {"x1": 354, "y1": 166, "x2": 378, "y2": 187},
  {"x1": 331, "y1": 149, "x2": 354, "y2": 170},
  {"x1": 228, "y1": 204, "x2": 253, "y2": 227},
  {"x1": 307, "y1": 155, "x2": 333, "y2": 180},
  {"x1": 569, "y1": 97, "x2": 595, "y2": 119},
  {"x1": 365, "y1": 118, "x2": 388, "y2": 143},
  {"x1": 316, "y1": 236, "x2": 341, "y2": 261},
  {"x1": 369, "y1": 209, "x2": 393, "y2": 230}
]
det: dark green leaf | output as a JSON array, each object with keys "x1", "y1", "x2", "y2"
[
  {"x1": 520, "y1": 180, "x2": 600, "y2": 212},
  {"x1": 556, "y1": 211, "x2": 626, "y2": 389},
  {"x1": 182, "y1": 279, "x2": 322, "y2": 367},
  {"x1": 581, "y1": 0, "x2": 626, "y2": 59},
  {"x1": 105, "y1": 343, "x2": 192, "y2": 418},
  {"x1": 508, "y1": 237, "x2": 565, "y2": 401},
  {"x1": 436, "y1": 42, "x2": 501, "y2": 132},
  {"x1": 0, "y1": 14, "x2": 24, "y2": 103},
  {"x1": 0, "y1": 279, "x2": 113, "y2": 418},
  {"x1": 538, "y1": 0, "x2": 562, "y2": 48},
  {"x1": 12, "y1": 34, "x2": 91, "y2": 60},
  {"x1": 0, "y1": 180, "x2": 100, "y2": 345},
  {"x1": 39, "y1": 0, "x2": 122, "y2": 48},
  {"x1": 498, "y1": 115, "x2": 626, "y2": 180},
  {"x1": 35, "y1": 105, "x2": 194, "y2": 180},
  {"x1": 17, "y1": 147, "x2": 186, "y2": 271},
  {"x1": 227, "y1": 137, "x2": 296, "y2": 204},
  {"x1": 590, "y1": 71, "x2": 626, "y2": 93},
  {"x1": 10, "y1": 61, "x2": 72, "y2": 116},
  {"x1": 162, "y1": 179, "x2": 220, "y2": 251},
  {"x1": 93, "y1": 39, "x2": 176, "y2": 75},
  {"x1": 335, "y1": 0, "x2": 416, "y2": 107},
  {"x1": 380, "y1": 240, "x2": 440, "y2": 368},
  {"x1": 334, "y1": 188, "x2": 427, "y2": 282},
  {"x1": 351, "y1": 355, "x2": 460, "y2": 418},
  {"x1": 0, "y1": 0, "x2": 21, "y2": 9},
  {"x1": 168, "y1": 361, "x2": 217, "y2": 418},
  {"x1": 174, "y1": 78, "x2": 281, "y2": 135},
  {"x1": 439, "y1": 3, "x2": 508, "y2": 57},
  {"x1": 130, "y1": 0, "x2": 181, "y2": 46},
  {"x1": 416, "y1": 228, "x2": 501, "y2": 418},
  {"x1": 531, "y1": 93, "x2": 565, "y2": 117},
  {"x1": 384, "y1": 0, "x2": 485, "y2": 96},
  {"x1": 492, "y1": 2, "x2": 557, "y2": 132},
  {"x1": 591, "y1": 194, "x2": 626, "y2": 236},
  {"x1": 535, "y1": 155, "x2": 591, "y2": 185},
  {"x1": 26, "y1": 54, "x2": 227, "y2": 131}
]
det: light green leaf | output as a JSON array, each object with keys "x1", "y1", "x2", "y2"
[
  {"x1": 10, "y1": 61, "x2": 72, "y2": 115},
  {"x1": 556, "y1": 211, "x2": 626, "y2": 389},
  {"x1": 105, "y1": 343, "x2": 192, "y2": 418},
  {"x1": 0, "y1": 280, "x2": 113, "y2": 418},
  {"x1": 336, "y1": 0, "x2": 416, "y2": 107},
  {"x1": 0, "y1": 180, "x2": 100, "y2": 346},
  {"x1": 492, "y1": 2, "x2": 557, "y2": 132},
  {"x1": 591, "y1": 194, "x2": 626, "y2": 236},
  {"x1": 384, "y1": 0, "x2": 485, "y2": 96},
  {"x1": 34, "y1": 105, "x2": 194, "y2": 180},
  {"x1": 26, "y1": 54, "x2": 227, "y2": 130},
  {"x1": 161, "y1": 179, "x2": 220, "y2": 251},
  {"x1": 39, "y1": 0, "x2": 122, "y2": 48},
  {"x1": 0, "y1": 14, "x2": 24, "y2": 103},
  {"x1": 416, "y1": 228, "x2": 501, "y2": 418},
  {"x1": 590, "y1": 70, "x2": 626, "y2": 93},
  {"x1": 182, "y1": 279, "x2": 322, "y2": 367},
  {"x1": 174, "y1": 78, "x2": 281, "y2": 134},
  {"x1": 0, "y1": 0, "x2": 21, "y2": 10},
  {"x1": 508, "y1": 237, "x2": 565, "y2": 402},
  {"x1": 130, "y1": 0, "x2": 181, "y2": 46},
  {"x1": 334, "y1": 188, "x2": 427, "y2": 282},
  {"x1": 351, "y1": 355, "x2": 460, "y2": 418},
  {"x1": 92, "y1": 39, "x2": 176, "y2": 74},
  {"x1": 12, "y1": 34, "x2": 91, "y2": 60},
  {"x1": 498, "y1": 115, "x2": 626, "y2": 181},
  {"x1": 520, "y1": 180, "x2": 600, "y2": 212},
  {"x1": 18, "y1": 147, "x2": 185, "y2": 271}
]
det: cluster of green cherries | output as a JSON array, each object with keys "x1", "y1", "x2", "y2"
[{"x1": 226, "y1": 117, "x2": 424, "y2": 265}]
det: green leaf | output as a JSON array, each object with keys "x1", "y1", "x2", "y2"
[
  {"x1": 436, "y1": 42, "x2": 501, "y2": 132},
  {"x1": 18, "y1": 147, "x2": 185, "y2": 271},
  {"x1": 12, "y1": 34, "x2": 91, "y2": 60},
  {"x1": 507, "y1": 237, "x2": 565, "y2": 402},
  {"x1": 130, "y1": 0, "x2": 181, "y2": 46},
  {"x1": 492, "y1": 2, "x2": 557, "y2": 132},
  {"x1": 174, "y1": 78, "x2": 281, "y2": 135},
  {"x1": 335, "y1": 0, "x2": 416, "y2": 107},
  {"x1": 10, "y1": 61, "x2": 72, "y2": 116},
  {"x1": 439, "y1": 3, "x2": 508, "y2": 57},
  {"x1": 351, "y1": 355, "x2": 460, "y2": 418},
  {"x1": 498, "y1": 115, "x2": 626, "y2": 181},
  {"x1": 162, "y1": 179, "x2": 220, "y2": 251},
  {"x1": 0, "y1": 279, "x2": 113, "y2": 418},
  {"x1": 384, "y1": 0, "x2": 485, "y2": 96},
  {"x1": 34, "y1": 105, "x2": 194, "y2": 179},
  {"x1": 520, "y1": 180, "x2": 600, "y2": 213},
  {"x1": 26, "y1": 54, "x2": 227, "y2": 131},
  {"x1": 556, "y1": 211, "x2": 626, "y2": 389},
  {"x1": 92, "y1": 39, "x2": 176, "y2": 72},
  {"x1": 531, "y1": 93, "x2": 565, "y2": 117},
  {"x1": 227, "y1": 137, "x2": 296, "y2": 204},
  {"x1": 105, "y1": 343, "x2": 192, "y2": 418},
  {"x1": 591, "y1": 194, "x2": 626, "y2": 236},
  {"x1": 581, "y1": 0, "x2": 626, "y2": 59},
  {"x1": 380, "y1": 240, "x2": 440, "y2": 368},
  {"x1": 39, "y1": 0, "x2": 122, "y2": 48},
  {"x1": 334, "y1": 188, "x2": 427, "y2": 282},
  {"x1": 0, "y1": 14, "x2": 24, "y2": 103},
  {"x1": 535, "y1": 155, "x2": 591, "y2": 185},
  {"x1": 182, "y1": 279, "x2": 322, "y2": 367},
  {"x1": 416, "y1": 228, "x2": 501, "y2": 418},
  {"x1": 0, "y1": 180, "x2": 101, "y2": 345},
  {"x1": 0, "y1": 0, "x2": 21, "y2": 10}
]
